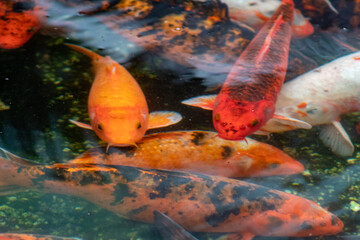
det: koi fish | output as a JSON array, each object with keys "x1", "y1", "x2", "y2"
[
  {"x1": 182, "y1": 0, "x2": 312, "y2": 140},
  {"x1": 0, "y1": 100, "x2": 9, "y2": 111},
  {"x1": 221, "y1": 0, "x2": 314, "y2": 38},
  {"x1": 259, "y1": 51, "x2": 360, "y2": 156},
  {"x1": 0, "y1": 233, "x2": 81, "y2": 240},
  {"x1": 65, "y1": 44, "x2": 182, "y2": 149},
  {"x1": 0, "y1": 149, "x2": 343, "y2": 240},
  {"x1": 0, "y1": 0, "x2": 46, "y2": 49},
  {"x1": 68, "y1": 131, "x2": 304, "y2": 178}
]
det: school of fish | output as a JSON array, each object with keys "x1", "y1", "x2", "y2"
[{"x1": 1, "y1": 0, "x2": 359, "y2": 239}]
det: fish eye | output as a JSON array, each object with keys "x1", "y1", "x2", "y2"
[
  {"x1": 97, "y1": 123, "x2": 103, "y2": 131},
  {"x1": 249, "y1": 119, "x2": 259, "y2": 127},
  {"x1": 136, "y1": 122, "x2": 142, "y2": 129},
  {"x1": 214, "y1": 114, "x2": 220, "y2": 121}
]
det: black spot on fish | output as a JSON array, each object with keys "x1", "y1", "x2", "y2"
[
  {"x1": 188, "y1": 196, "x2": 196, "y2": 201},
  {"x1": 12, "y1": 1, "x2": 35, "y2": 12},
  {"x1": 267, "y1": 216, "x2": 284, "y2": 230},
  {"x1": 191, "y1": 132, "x2": 206, "y2": 146},
  {"x1": 205, "y1": 182, "x2": 283, "y2": 227},
  {"x1": 221, "y1": 146, "x2": 232, "y2": 159},
  {"x1": 178, "y1": 211, "x2": 183, "y2": 215},
  {"x1": 300, "y1": 221, "x2": 313, "y2": 230},
  {"x1": 127, "y1": 205, "x2": 149, "y2": 216},
  {"x1": 331, "y1": 215, "x2": 340, "y2": 226},
  {"x1": 115, "y1": 165, "x2": 142, "y2": 182},
  {"x1": 147, "y1": 170, "x2": 192, "y2": 199},
  {"x1": 111, "y1": 182, "x2": 137, "y2": 206},
  {"x1": 107, "y1": 146, "x2": 136, "y2": 158},
  {"x1": 185, "y1": 183, "x2": 195, "y2": 193},
  {"x1": 269, "y1": 163, "x2": 280, "y2": 169}
]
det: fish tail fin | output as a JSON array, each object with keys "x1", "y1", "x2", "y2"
[
  {"x1": 0, "y1": 148, "x2": 36, "y2": 194},
  {"x1": 65, "y1": 43, "x2": 103, "y2": 61},
  {"x1": 0, "y1": 147, "x2": 38, "y2": 167}
]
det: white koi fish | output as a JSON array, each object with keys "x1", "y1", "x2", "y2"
[{"x1": 261, "y1": 51, "x2": 360, "y2": 156}]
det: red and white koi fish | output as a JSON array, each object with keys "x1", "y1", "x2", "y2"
[
  {"x1": 68, "y1": 131, "x2": 304, "y2": 178},
  {"x1": 222, "y1": 0, "x2": 314, "y2": 38},
  {"x1": 259, "y1": 51, "x2": 360, "y2": 156},
  {"x1": 183, "y1": 0, "x2": 312, "y2": 140},
  {"x1": 66, "y1": 44, "x2": 181, "y2": 149},
  {"x1": 0, "y1": 149, "x2": 343, "y2": 240}
]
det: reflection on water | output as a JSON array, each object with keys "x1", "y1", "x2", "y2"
[{"x1": 0, "y1": 0, "x2": 359, "y2": 239}]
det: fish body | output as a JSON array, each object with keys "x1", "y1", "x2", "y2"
[
  {"x1": 69, "y1": 131, "x2": 304, "y2": 178},
  {"x1": 261, "y1": 51, "x2": 360, "y2": 156},
  {"x1": 0, "y1": 233, "x2": 81, "y2": 240},
  {"x1": 212, "y1": 0, "x2": 294, "y2": 140},
  {"x1": 66, "y1": 44, "x2": 181, "y2": 148},
  {"x1": 0, "y1": 0, "x2": 46, "y2": 49},
  {"x1": 0, "y1": 151, "x2": 343, "y2": 239}
]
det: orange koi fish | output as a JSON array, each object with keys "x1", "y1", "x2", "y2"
[
  {"x1": 66, "y1": 44, "x2": 182, "y2": 149},
  {"x1": 0, "y1": 149, "x2": 343, "y2": 240},
  {"x1": 0, "y1": 0, "x2": 46, "y2": 49},
  {"x1": 68, "y1": 131, "x2": 304, "y2": 178},
  {"x1": 183, "y1": 0, "x2": 311, "y2": 140},
  {"x1": 0, "y1": 233, "x2": 81, "y2": 240}
]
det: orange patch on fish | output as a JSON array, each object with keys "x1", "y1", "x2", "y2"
[
  {"x1": 353, "y1": 57, "x2": 360, "y2": 60},
  {"x1": 297, "y1": 102, "x2": 307, "y2": 108},
  {"x1": 296, "y1": 110, "x2": 308, "y2": 117}
]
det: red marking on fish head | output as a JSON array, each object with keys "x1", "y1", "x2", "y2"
[
  {"x1": 213, "y1": 98, "x2": 274, "y2": 140},
  {"x1": 89, "y1": 106, "x2": 148, "y2": 146}
]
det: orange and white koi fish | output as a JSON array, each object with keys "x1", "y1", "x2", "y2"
[
  {"x1": 68, "y1": 131, "x2": 304, "y2": 178},
  {"x1": 0, "y1": 149, "x2": 343, "y2": 240},
  {"x1": 221, "y1": 0, "x2": 314, "y2": 38},
  {"x1": 0, "y1": 0, "x2": 46, "y2": 49},
  {"x1": 182, "y1": 0, "x2": 312, "y2": 140},
  {"x1": 260, "y1": 51, "x2": 360, "y2": 156},
  {"x1": 66, "y1": 44, "x2": 182, "y2": 149},
  {"x1": 0, "y1": 233, "x2": 81, "y2": 240}
]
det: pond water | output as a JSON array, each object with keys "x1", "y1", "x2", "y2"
[{"x1": 0, "y1": 0, "x2": 359, "y2": 239}]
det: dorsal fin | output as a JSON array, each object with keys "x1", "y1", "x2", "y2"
[{"x1": 0, "y1": 147, "x2": 38, "y2": 166}]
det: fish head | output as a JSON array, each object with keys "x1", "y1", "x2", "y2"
[
  {"x1": 233, "y1": 139, "x2": 304, "y2": 177},
  {"x1": 276, "y1": 198, "x2": 343, "y2": 237},
  {"x1": 213, "y1": 97, "x2": 274, "y2": 140},
  {"x1": 250, "y1": 194, "x2": 343, "y2": 237},
  {"x1": 89, "y1": 106, "x2": 149, "y2": 146}
]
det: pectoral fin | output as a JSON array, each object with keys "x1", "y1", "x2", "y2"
[
  {"x1": 272, "y1": 114, "x2": 312, "y2": 129},
  {"x1": 319, "y1": 121, "x2": 354, "y2": 156},
  {"x1": 154, "y1": 210, "x2": 198, "y2": 240},
  {"x1": 181, "y1": 95, "x2": 216, "y2": 110},
  {"x1": 69, "y1": 119, "x2": 93, "y2": 130},
  {"x1": 148, "y1": 111, "x2": 182, "y2": 129}
]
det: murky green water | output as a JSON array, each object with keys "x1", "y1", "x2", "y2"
[{"x1": 0, "y1": 0, "x2": 360, "y2": 239}]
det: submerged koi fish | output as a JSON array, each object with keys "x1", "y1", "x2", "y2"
[
  {"x1": 222, "y1": 0, "x2": 314, "y2": 38},
  {"x1": 66, "y1": 44, "x2": 182, "y2": 149},
  {"x1": 183, "y1": 0, "x2": 312, "y2": 140},
  {"x1": 259, "y1": 51, "x2": 360, "y2": 156},
  {"x1": 68, "y1": 131, "x2": 304, "y2": 178},
  {"x1": 0, "y1": 0, "x2": 46, "y2": 49},
  {"x1": 0, "y1": 233, "x2": 81, "y2": 240},
  {"x1": 0, "y1": 149, "x2": 343, "y2": 240}
]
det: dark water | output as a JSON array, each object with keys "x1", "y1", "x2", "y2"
[{"x1": 0, "y1": 0, "x2": 359, "y2": 239}]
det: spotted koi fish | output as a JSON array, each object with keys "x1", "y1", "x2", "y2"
[
  {"x1": 0, "y1": 149, "x2": 343, "y2": 240},
  {"x1": 66, "y1": 44, "x2": 182, "y2": 149},
  {"x1": 0, "y1": 233, "x2": 81, "y2": 240},
  {"x1": 258, "y1": 51, "x2": 360, "y2": 156},
  {"x1": 0, "y1": 0, "x2": 47, "y2": 49},
  {"x1": 68, "y1": 131, "x2": 304, "y2": 178},
  {"x1": 182, "y1": 0, "x2": 313, "y2": 140}
]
